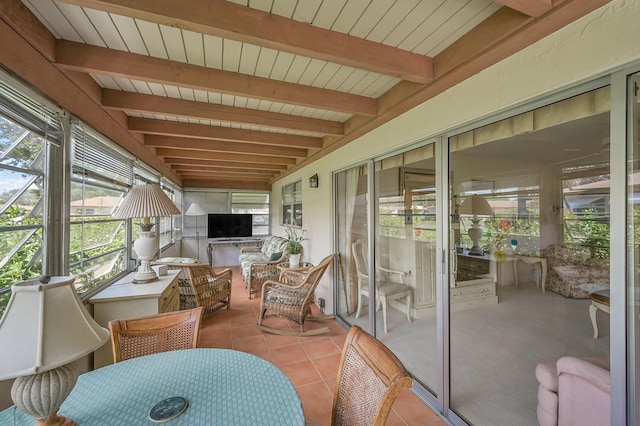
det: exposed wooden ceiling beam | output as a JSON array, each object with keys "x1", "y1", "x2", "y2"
[
  {"x1": 55, "y1": 0, "x2": 433, "y2": 84},
  {"x1": 181, "y1": 178, "x2": 271, "y2": 191},
  {"x1": 55, "y1": 40, "x2": 377, "y2": 117},
  {"x1": 164, "y1": 157, "x2": 288, "y2": 171},
  {"x1": 102, "y1": 89, "x2": 344, "y2": 136},
  {"x1": 276, "y1": 0, "x2": 612, "y2": 181},
  {"x1": 177, "y1": 172, "x2": 272, "y2": 181},
  {"x1": 494, "y1": 0, "x2": 553, "y2": 17},
  {"x1": 155, "y1": 148, "x2": 297, "y2": 165},
  {"x1": 145, "y1": 135, "x2": 308, "y2": 158},
  {"x1": 129, "y1": 117, "x2": 322, "y2": 149},
  {"x1": 172, "y1": 166, "x2": 278, "y2": 176},
  {"x1": 0, "y1": 11, "x2": 181, "y2": 184}
]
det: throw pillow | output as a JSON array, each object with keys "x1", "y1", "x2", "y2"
[{"x1": 270, "y1": 252, "x2": 282, "y2": 261}]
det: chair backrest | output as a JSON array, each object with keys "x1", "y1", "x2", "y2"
[
  {"x1": 332, "y1": 325, "x2": 413, "y2": 426},
  {"x1": 108, "y1": 307, "x2": 202, "y2": 363},
  {"x1": 292, "y1": 253, "x2": 336, "y2": 308},
  {"x1": 352, "y1": 239, "x2": 368, "y2": 281}
]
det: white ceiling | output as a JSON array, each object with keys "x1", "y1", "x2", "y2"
[{"x1": 10, "y1": 0, "x2": 606, "y2": 189}]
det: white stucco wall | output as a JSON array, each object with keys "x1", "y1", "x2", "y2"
[{"x1": 271, "y1": 0, "x2": 640, "y2": 314}]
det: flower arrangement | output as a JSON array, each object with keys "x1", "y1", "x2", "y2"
[{"x1": 284, "y1": 226, "x2": 306, "y2": 255}]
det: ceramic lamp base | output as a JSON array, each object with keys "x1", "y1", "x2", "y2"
[
  {"x1": 133, "y1": 232, "x2": 159, "y2": 284},
  {"x1": 12, "y1": 363, "x2": 79, "y2": 426}
]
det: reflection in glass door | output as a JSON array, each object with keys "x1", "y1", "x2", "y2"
[
  {"x1": 335, "y1": 144, "x2": 439, "y2": 395},
  {"x1": 448, "y1": 86, "x2": 611, "y2": 425},
  {"x1": 628, "y1": 72, "x2": 639, "y2": 425},
  {"x1": 335, "y1": 164, "x2": 371, "y2": 334},
  {"x1": 374, "y1": 148, "x2": 438, "y2": 393}
]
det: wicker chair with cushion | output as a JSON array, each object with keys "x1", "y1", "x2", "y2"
[
  {"x1": 152, "y1": 260, "x2": 231, "y2": 318},
  {"x1": 257, "y1": 253, "x2": 336, "y2": 336},
  {"x1": 108, "y1": 307, "x2": 202, "y2": 363},
  {"x1": 239, "y1": 235, "x2": 289, "y2": 299},
  {"x1": 332, "y1": 325, "x2": 413, "y2": 426},
  {"x1": 152, "y1": 257, "x2": 201, "y2": 309},
  {"x1": 187, "y1": 265, "x2": 232, "y2": 319}
]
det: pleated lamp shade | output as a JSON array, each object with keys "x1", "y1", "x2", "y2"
[
  {"x1": 458, "y1": 194, "x2": 494, "y2": 216},
  {"x1": 113, "y1": 184, "x2": 181, "y2": 220}
]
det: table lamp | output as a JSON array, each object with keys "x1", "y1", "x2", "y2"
[
  {"x1": 458, "y1": 194, "x2": 494, "y2": 256},
  {"x1": 0, "y1": 276, "x2": 110, "y2": 425},
  {"x1": 112, "y1": 184, "x2": 181, "y2": 283},
  {"x1": 185, "y1": 202, "x2": 206, "y2": 261}
]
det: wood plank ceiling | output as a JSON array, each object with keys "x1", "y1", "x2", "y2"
[{"x1": 1, "y1": 0, "x2": 610, "y2": 190}]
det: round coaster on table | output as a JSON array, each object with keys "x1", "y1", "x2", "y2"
[{"x1": 149, "y1": 396, "x2": 188, "y2": 423}]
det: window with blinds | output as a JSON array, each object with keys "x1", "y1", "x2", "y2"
[{"x1": 0, "y1": 78, "x2": 61, "y2": 316}]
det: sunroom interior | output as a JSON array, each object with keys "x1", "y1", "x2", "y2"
[{"x1": 1, "y1": 1, "x2": 638, "y2": 425}]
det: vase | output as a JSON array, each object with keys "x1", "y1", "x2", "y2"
[{"x1": 289, "y1": 253, "x2": 301, "y2": 268}]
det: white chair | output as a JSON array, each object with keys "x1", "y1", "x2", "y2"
[{"x1": 352, "y1": 239, "x2": 412, "y2": 333}]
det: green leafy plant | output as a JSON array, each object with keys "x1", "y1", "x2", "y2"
[{"x1": 284, "y1": 226, "x2": 306, "y2": 254}]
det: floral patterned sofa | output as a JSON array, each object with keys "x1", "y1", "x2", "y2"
[
  {"x1": 541, "y1": 244, "x2": 609, "y2": 298},
  {"x1": 239, "y1": 235, "x2": 289, "y2": 298}
]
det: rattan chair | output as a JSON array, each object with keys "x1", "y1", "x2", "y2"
[
  {"x1": 108, "y1": 307, "x2": 202, "y2": 363},
  {"x1": 331, "y1": 325, "x2": 413, "y2": 426},
  {"x1": 257, "y1": 253, "x2": 336, "y2": 336},
  {"x1": 151, "y1": 262, "x2": 232, "y2": 318},
  {"x1": 185, "y1": 265, "x2": 232, "y2": 319}
]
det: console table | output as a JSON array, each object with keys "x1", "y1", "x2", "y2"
[
  {"x1": 89, "y1": 270, "x2": 180, "y2": 368},
  {"x1": 207, "y1": 238, "x2": 264, "y2": 266}
]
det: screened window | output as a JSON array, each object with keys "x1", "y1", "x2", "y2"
[
  {"x1": 0, "y1": 80, "x2": 60, "y2": 315},
  {"x1": 232, "y1": 192, "x2": 270, "y2": 236},
  {"x1": 70, "y1": 126, "x2": 132, "y2": 295},
  {"x1": 282, "y1": 181, "x2": 302, "y2": 227}
]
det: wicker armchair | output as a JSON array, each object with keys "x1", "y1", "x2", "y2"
[
  {"x1": 152, "y1": 262, "x2": 232, "y2": 318},
  {"x1": 108, "y1": 307, "x2": 202, "y2": 363},
  {"x1": 332, "y1": 325, "x2": 413, "y2": 426},
  {"x1": 257, "y1": 253, "x2": 336, "y2": 336},
  {"x1": 151, "y1": 258, "x2": 200, "y2": 310},
  {"x1": 187, "y1": 265, "x2": 233, "y2": 319}
]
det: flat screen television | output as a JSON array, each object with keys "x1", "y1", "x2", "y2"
[{"x1": 207, "y1": 214, "x2": 253, "y2": 238}]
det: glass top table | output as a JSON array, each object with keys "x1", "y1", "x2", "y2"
[{"x1": 0, "y1": 348, "x2": 305, "y2": 426}]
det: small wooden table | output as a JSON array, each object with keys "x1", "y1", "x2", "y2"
[{"x1": 589, "y1": 288, "x2": 610, "y2": 339}]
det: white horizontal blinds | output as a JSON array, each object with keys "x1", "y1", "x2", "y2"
[
  {"x1": 0, "y1": 79, "x2": 62, "y2": 146},
  {"x1": 134, "y1": 161, "x2": 160, "y2": 185},
  {"x1": 71, "y1": 126, "x2": 134, "y2": 186}
]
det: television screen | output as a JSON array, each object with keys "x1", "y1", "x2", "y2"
[{"x1": 207, "y1": 214, "x2": 253, "y2": 238}]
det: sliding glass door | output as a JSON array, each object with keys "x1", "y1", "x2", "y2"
[
  {"x1": 627, "y1": 72, "x2": 639, "y2": 425},
  {"x1": 334, "y1": 144, "x2": 439, "y2": 395},
  {"x1": 448, "y1": 85, "x2": 611, "y2": 425}
]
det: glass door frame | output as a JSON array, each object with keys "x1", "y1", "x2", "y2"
[{"x1": 330, "y1": 67, "x2": 638, "y2": 425}]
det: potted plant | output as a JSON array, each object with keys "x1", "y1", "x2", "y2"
[{"x1": 285, "y1": 226, "x2": 306, "y2": 267}]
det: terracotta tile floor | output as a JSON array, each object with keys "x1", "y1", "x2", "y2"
[{"x1": 197, "y1": 266, "x2": 446, "y2": 426}]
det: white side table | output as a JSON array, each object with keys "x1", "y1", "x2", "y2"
[
  {"x1": 589, "y1": 289, "x2": 610, "y2": 339},
  {"x1": 513, "y1": 256, "x2": 547, "y2": 293}
]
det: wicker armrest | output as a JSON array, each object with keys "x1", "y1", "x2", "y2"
[
  {"x1": 279, "y1": 269, "x2": 307, "y2": 285},
  {"x1": 249, "y1": 259, "x2": 282, "y2": 270},
  {"x1": 240, "y1": 247, "x2": 262, "y2": 254}
]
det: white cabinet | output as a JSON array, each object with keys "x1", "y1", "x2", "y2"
[{"x1": 90, "y1": 271, "x2": 180, "y2": 368}]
